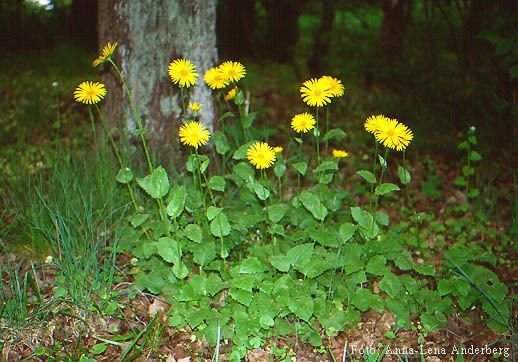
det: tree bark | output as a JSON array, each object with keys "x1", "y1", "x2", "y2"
[
  {"x1": 98, "y1": 0, "x2": 218, "y2": 151},
  {"x1": 379, "y1": 0, "x2": 413, "y2": 64}
]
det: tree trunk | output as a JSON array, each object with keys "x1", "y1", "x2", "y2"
[
  {"x1": 308, "y1": 0, "x2": 336, "y2": 75},
  {"x1": 379, "y1": 0, "x2": 413, "y2": 64},
  {"x1": 98, "y1": 0, "x2": 218, "y2": 152}
]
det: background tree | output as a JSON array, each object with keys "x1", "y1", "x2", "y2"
[{"x1": 97, "y1": 0, "x2": 218, "y2": 153}]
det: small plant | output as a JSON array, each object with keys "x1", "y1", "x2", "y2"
[{"x1": 454, "y1": 126, "x2": 483, "y2": 207}]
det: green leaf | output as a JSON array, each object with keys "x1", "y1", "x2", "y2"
[
  {"x1": 462, "y1": 166, "x2": 475, "y2": 176},
  {"x1": 242, "y1": 111, "x2": 257, "y2": 128},
  {"x1": 213, "y1": 131, "x2": 229, "y2": 154},
  {"x1": 210, "y1": 212, "x2": 231, "y2": 237},
  {"x1": 274, "y1": 160, "x2": 286, "y2": 178},
  {"x1": 184, "y1": 224, "x2": 202, "y2": 243},
  {"x1": 267, "y1": 204, "x2": 289, "y2": 223},
  {"x1": 208, "y1": 176, "x2": 225, "y2": 192},
  {"x1": 173, "y1": 261, "x2": 189, "y2": 279},
  {"x1": 269, "y1": 255, "x2": 291, "y2": 272},
  {"x1": 260, "y1": 315, "x2": 275, "y2": 329},
  {"x1": 253, "y1": 183, "x2": 270, "y2": 201},
  {"x1": 289, "y1": 295, "x2": 313, "y2": 322},
  {"x1": 454, "y1": 176, "x2": 467, "y2": 186},
  {"x1": 193, "y1": 241, "x2": 216, "y2": 266},
  {"x1": 375, "y1": 211, "x2": 389, "y2": 226},
  {"x1": 230, "y1": 288, "x2": 253, "y2": 306},
  {"x1": 116, "y1": 168, "x2": 134, "y2": 184},
  {"x1": 397, "y1": 166, "x2": 411, "y2": 185},
  {"x1": 237, "y1": 257, "x2": 268, "y2": 274},
  {"x1": 309, "y1": 228, "x2": 339, "y2": 247},
  {"x1": 378, "y1": 154, "x2": 387, "y2": 167},
  {"x1": 91, "y1": 343, "x2": 107, "y2": 355},
  {"x1": 323, "y1": 128, "x2": 346, "y2": 141},
  {"x1": 233, "y1": 141, "x2": 254, "y2": 160},
  {"x1": 130, "y1": 213, "x2": 148, "y2": 228},
  {"x1": 469, "y1": 151, "x2": 482, "y2": 162},
  {"x1": 286, "y1": 243, "x2": 314, "y2": 268},
  {"x1": 156, "y1": 237, "x2": 180, "y2": 264},
  {"x1": 468, "y1": 188, "x2": 480, "y2": 198},
  {"x1": 137, "y1": 166, "x2": 170, "y2": 199},
  {"x1": 379, "y1": 273, "x2": 402, "y2": 298},
  {"x1": 356, "y1": 170, "x2": 376, "y2": 184},
  {"x1": 292, "y1": 161, "x2": 307, "y2": 176},
  {"x1": 457, "y1": 141, "x2": 469, "y2": 149},
  {"x1": 366, "y1": 255, "x2": 387, "y2": 276},
  {"x1": 299, "y1": 191, "x2": 328, "y2": 221},
  {"x1": 339, "y1": 223, "x2": 357, "y2": 243},
  {"x1": 166, "y1": 185, "x2": 186, "y2": 219},
  {"x1": 375, "y1": 183, "x2": 400, "y2": 196},
  {"x1": 351, "y1": 288, "x2": 374, "y2": 312},
  {"x1": 313, "y1": 160, "x2": 338, "y2": 174},
  {"x1": 207, "y1": 206, "x2": 223, "y2": 221}
]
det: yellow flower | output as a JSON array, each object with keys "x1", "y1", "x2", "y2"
[
  {"x1": 92, "y1": 42, "x2": 117, "y2": 67},
  {"x1": 73, "y1": 81, "x2": 107, "y2": 104},
  {"x1": 204, "y1": 67, "x2": 228, "y2": 89},
  {"x1": 189, "y1": 102, "x2": 203, "y2": 112},
  {"x1": 273, "y1": 146, "x2": 283, "y2": 153},
  {"x1": 224, "y1": 87, "x2": 238, "y2": 101},
  {"x1": 247, "y1": 142, "x2": 276, "y2": 170},
  {"x1": 219, "y1": 61, "x2": 246, "y2": 82},
  {"x1": 179, "y1": 121, "x2": 211, "y2": 149},
  {"x1": 332, "y1": 149, "x2": 348, "y2": 158},
  {"x1": 374, "y1": 118, "x2": 413, "y2": 151},
  {"x1": 364, "y1": 114, "x2": 389, "y2": 134},
  {"x1": 168, "y1": 59, "x2": 199, "y2": 88},
  {"x1": 319, "y1": 76, "x2": 344, "y2": 97},
  {"x1": 300, "y1": 78, "x2": 332, "y2": 107},
  {"x1": 291, "y1": 112, "x2": 316, "y2": 133}
]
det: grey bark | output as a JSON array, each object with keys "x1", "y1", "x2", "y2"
[{"x1": 98, "y1": 0, "x2": 218, "y2": 148}]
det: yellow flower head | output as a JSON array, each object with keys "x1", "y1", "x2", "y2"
[
  {"x1": 73, "y1": 81, "x2": 107, "y2": 104},
  {"x1": 168, "y1": 59, "x2": 199, "y2": 88},
  {"x1": 273, "y1": 146, "x2": 283, "y2": 153},
  {"x1": 364, "y1": 114, "x2": 389, "y2": 134},
  {"x1": 92, "y1": 42, "x2": 117, "y2": 67},
  {"x1": 179, "y1": 121, "x2": 211, "y2": 149},
  {"x1": 319, "y1": 76, "x2": 344, "y2": 97},
  {"x1": 291, "y1": 112, "x2": 316, "y2": 133},
  {"x1": 219, "y1": 61, "x2": 246, "y2": 83},
  {"x1": 189, "y1": 102, "x2": 203, "y2": 112},
  {"x1": 300, "y1": 78, "x2": 332, "y2": 107},
  {"x1": 204, "y1": 67, "x2": 228, "y2": 89},
  {"x1": 224, "y1": 87, "x2": 238, "y2": 101},
  {"x1": 247, "y1": 142, "x2": 276, "y2": 170},
  {"x1": 374, "y1": 118, "x2": 413, "y2": 151},
  {"x1": 332, "y1": 149, "x2": 348, "y2": 158}
]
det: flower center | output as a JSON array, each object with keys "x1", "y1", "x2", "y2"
[
  {"x1": 314, "y1": 89, "x2": 322, "y2": 97},
  {"x1": 387, "y1": 129, "x2": 395, "y2": 137},
  {"x1": 180, "y1": 69, "x2": 189, "y2": 77}
]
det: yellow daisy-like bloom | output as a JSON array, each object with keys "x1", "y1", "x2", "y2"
[
  {"x1": 374, "y1": 118, "x2": 413, "y2": 151},
  {"x1": 247, "y1": 142, "x2": 276, "y2": 170},
  {"x1": 300, "y1": 78, "x2": 332, "y2": 107},
  {"x1": 291, "y1": 112, "x2": 316, "y2": 133},
  {"x1": 319, "y1": 76, "x2": 345, "y2": 97},
  {"x1": 92, "y1": 42, "x2": 117, "y2": 67},
  {"x1": 204, "y1": 67, "x2": 228, "y2": 89},
  {"x1": 224, "y1": 87, "x2": 238, "y2": 101},
  {"x1": 178, "y1": 121, "x2": 211, "y2": 149},
  {"x1": 219, "y1": 61, "x2": 246, "y2": 83},
  {"x1": 364, "y1": 114, "x2": 389, "y2": 134},
  {"x1": 332, "y1": 149, "x2": 348, "y2": 158},
  {"x1": 168, "y1": 59, "x2": 199, "y2": 88},
  {"x1": 273, "y1": 146, "x2": 283, "y2": 153},
  {"x1": 189, "y1": 102, "x2": 202, "y2": 112},
  {"x1": 73, "y1": 81, "x2": 107, "y2": 104}
]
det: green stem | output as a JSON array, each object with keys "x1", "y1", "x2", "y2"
[
  {"x1": 315, "y1": 108, "x2": 320, "y2": 167},
  {"x1": 369, "y1": 142, "x2": 379, "y2": 211},
  {"x1": 195, "y1": 148, "x2": 216, "y2": 207},
  {"x1": 325, "y1": 106, "x2": 330, "y2": 155},
  {"x1": 109, "y1": 59, "x2": 154, "y2": 173},
  {"x1": 94, "y1": 104, "x2": 139, "y2": 212},
  {"x1": 87, "y1": 106, "x2": 97, "y2": 144},
  {"x1": 180, "y1": 86, "x2": 187, "y2": 118},
  {"x1": 371, "y1": 148, "x2": 389, "y2": 233}
]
